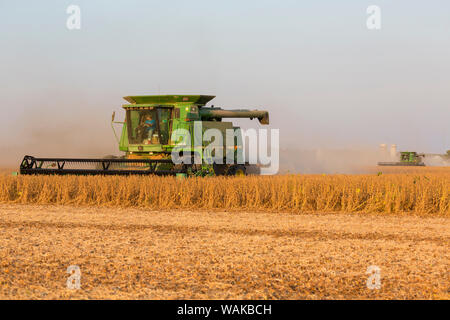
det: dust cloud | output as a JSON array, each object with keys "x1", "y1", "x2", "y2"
[
  {"x1": 278, "y1": 148, "x2": 450, "y2": 174},
  {"x1": 278, "y1": 148, "x2": 383, "y2": 174},
  {"x1": 1, "y1": 105, "x2": 120, "y2": 168},
  {"x1": 424, "y1": 155, "x2": 450, "y2": 167},
  {"x1": 1, "y1": 105, "x2": 448, "y2": 173}
]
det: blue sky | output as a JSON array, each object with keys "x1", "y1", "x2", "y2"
[{"x1": 0, "y1": 1, "x2": 449, "y2": 163}]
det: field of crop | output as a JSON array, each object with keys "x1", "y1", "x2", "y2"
[
  {"x1": 0, "y1": 167, "x2": 448, "y2": 299},
  {"x1": 0, "y1": 204, "x2": 448, "y2": 299},
  {"x1": 0, "y1": 167, "x2": 448, "y2": 214}
]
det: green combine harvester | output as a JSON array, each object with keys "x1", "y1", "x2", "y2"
[
  {"x1": 377, "y1": 151, "x2": 425, "y2": 167},
  {"x1": 20, "y1": 95, "x2": 269, "y2": 176}
]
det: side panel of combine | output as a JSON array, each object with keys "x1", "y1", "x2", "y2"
[
  {"x1": 201, "y1": 121, "x2": 234, "y2": 162},
  {"x1": 119, "y1": 122, "x2": 128, "y2": 152}
]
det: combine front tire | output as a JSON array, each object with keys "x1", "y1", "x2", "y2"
[
  {"x1": 213, "y1": 163, "x2": 228, "y2": 176},
  {"x1": 227, "y1": 164, "x2": 246, "y2": 176}
]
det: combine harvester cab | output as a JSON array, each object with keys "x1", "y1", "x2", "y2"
[{"x1": 20, "y1": 95, "x2": 269, "y2": 176}]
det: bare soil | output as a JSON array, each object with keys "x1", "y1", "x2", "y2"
[{"x1": 0, "y1": 204, "x2": 448, "y2": 299}]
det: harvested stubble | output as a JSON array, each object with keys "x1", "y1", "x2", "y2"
[{"x1": 1, "y1": 171, "x2": 448, "y2": 214}]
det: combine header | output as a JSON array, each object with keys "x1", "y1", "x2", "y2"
[
  {"x1": 20, "y1": 95, "x2": 269, "y2": 176},
  {"x1": 19, "y1": 156, "x2": 178, "y2": 176}
]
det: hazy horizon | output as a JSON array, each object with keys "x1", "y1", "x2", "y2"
[{"x1": 1, "y1": 1, "x2": 449, "y2": 168}]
